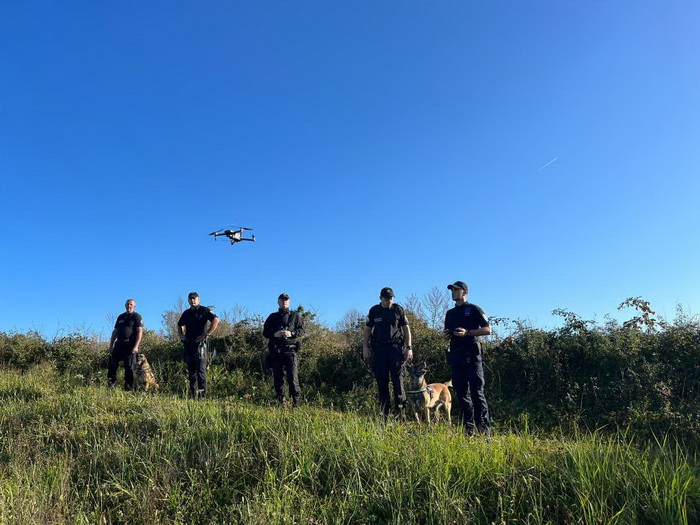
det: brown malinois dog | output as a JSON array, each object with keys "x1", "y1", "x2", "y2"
[
  {"x1": 132, "y1": 353, "x2": 159, "y2": 392},
  {"x1": 407, "y1": 362, "x2": 452, "y2": 424}
]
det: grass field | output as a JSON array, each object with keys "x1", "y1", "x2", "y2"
[{"x1": 1, "y1": 367, "x2": 697, "y2": 524}]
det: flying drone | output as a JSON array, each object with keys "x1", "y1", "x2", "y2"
[{"x1": 209, "y1": 227, "x2": 256, "y2": 245}]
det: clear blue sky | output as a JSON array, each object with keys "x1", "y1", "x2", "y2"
[{"x1": 2, "y1": 1, "x2": 698, "y2": 337}]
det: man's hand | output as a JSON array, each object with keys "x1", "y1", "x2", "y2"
[
  {"x1": 362, "y1": 345, "x2": 370, "y2": 362},
  {"x1": 132, "y1": 347, "x2": 139, "y2": 354},
  {"x1": 179, "y1": 335, "x2": 187, "y2": 342},
  {"x1": 274, "y1": 330, "x2": 291, "y2": 338},
  {"x1": 442, "y1": 329, "x2": 452, "y2": 340},
  {"x1": 406, "y1": 349, "x2": 413, "y2": 362},
  {"x1": 453, "y1": 327, "x2": 467, "y2": 337},
  {"x1": 196, "y1": 335, "x2": 207, "y2": 343}
]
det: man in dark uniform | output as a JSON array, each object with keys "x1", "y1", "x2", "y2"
[
  {"x1": 363, "y1": 287, "x2": 413, "y2": 420},
  {"x1": 443, "y1": 280, "x2": 492, "y2": 435},
  {"x1": 263, "y1": 293, "x2": 305, "y2": 407},
  {"x1": 107, "y1": 298, "x2": 143, "y2": 390},
  {"x1": 177, "y1": 292, "x2": 219, "y2": 399}
]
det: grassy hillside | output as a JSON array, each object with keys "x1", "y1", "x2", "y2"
[
  {"x1": 1, "y1": 367, "x2": 697, "y2": 524},
  {"x1": 4, "y1": 299, "x2": 700, "y2": 441}
]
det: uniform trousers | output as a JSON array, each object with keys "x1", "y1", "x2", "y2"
[
  {"x1": 183, "y1": 341, "x2": 207, "y2": 399},
  {"x1": 372, "y1": 343, "x2": 406, "y2": 416},
  {"x1": 107, "y1": 340, "x2": 135, "y2": 390},
  {"x1": 270, "y1": 350, "x2": 301, "y2": 404},
  {"x1": 448, "y1": 350, "x2": 490, "y2": 433}
]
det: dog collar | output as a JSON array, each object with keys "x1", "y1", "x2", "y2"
[{"x1": 407, "y1": 388, "x2": 427, "y2": 394}]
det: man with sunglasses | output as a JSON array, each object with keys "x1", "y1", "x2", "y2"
[{"x1": 363, "y1": 287, "x2": 413, "y2": 420}]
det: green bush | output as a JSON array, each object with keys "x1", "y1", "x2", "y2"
[
  {"x1": 487, "y1": 307, "x2": 700, "y2": 440},
  {"x1": 48, "y1": 333, "x2": 105, "y2": 379},
  {"x1": 0, "y1": 331, "x2": 50, "y2": 370}
]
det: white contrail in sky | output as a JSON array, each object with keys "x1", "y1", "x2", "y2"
[{"x1": 535, "y1": 156, "x2": 559, "y2": 173}]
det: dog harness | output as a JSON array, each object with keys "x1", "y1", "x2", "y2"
[{"x1": 407, "y1": 385, "x2": 434, "y2": 397}]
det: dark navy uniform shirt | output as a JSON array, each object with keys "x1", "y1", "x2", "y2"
[
  {"x1": 114, "y1": 312, "x2": 143, "y2": 343},
  {"x1": 177, "y1": 306, "x2": 217, "y2": 340},
  {"x1": 444, "y1": 302, "x2": 489, "y2": 352},
  {"x1": 263, "y1": 308, "x2": 305, "y2": 351},
  {"x1": 366, "y1": 304, "x2": 409, "y2": 345}
]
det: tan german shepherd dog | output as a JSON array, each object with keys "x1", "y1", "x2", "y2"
[
  {"x1": 407, "y1": 362, "x2": 452, "y2": 424},
  {"x1": 132, "y1": 353, "x2": 159, "y2": 392}
]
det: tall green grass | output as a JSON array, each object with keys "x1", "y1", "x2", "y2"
[{"x1": 1, "y1": 367, "x2": 697, "y2": 524}]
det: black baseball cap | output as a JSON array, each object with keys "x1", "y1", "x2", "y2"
[
  {"x1": 278, "y1": 293, "x2": 290, "y2": 300},
  {"x1": 447, "y1": 281, "x2": 468, "y2": 292},
  {"x1": 188, "y1": 291, "x2": 199, "y2": 298},
  {"x1": 380, "y1": 287, "x2": 395, "y2": 298}
]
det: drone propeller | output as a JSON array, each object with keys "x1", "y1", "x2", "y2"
[
  {"x1": 212, "y1": 225, "x2": 252, "y2": 230},
  {"x1": 209, "y1": 230, "x2": 224, "y2": 236}
]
